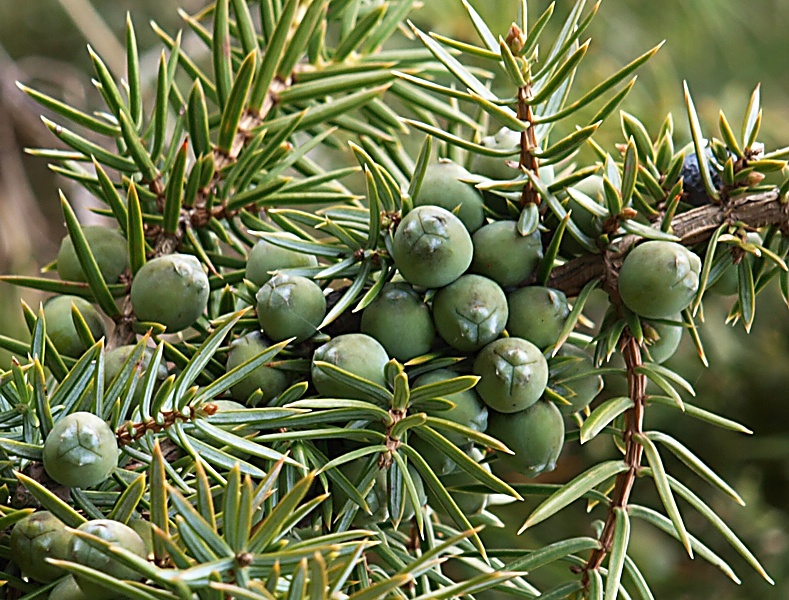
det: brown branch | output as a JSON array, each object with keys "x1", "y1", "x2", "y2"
[
  {"x1": 116, "y1": 402, "x2": 219, "y2": 447},
  {"x1": 505, "y1": 23, "x2": 542, "y2": 209},
  {"x1": 517, "y1": 85, "x2": 541, "y2": 207},
  {"x1": 582, "y1": 333, "x2": 646, "y2": 583},
  {"x1": 152, "y1": 76, "x2": 292, "y2": 255},
  {"x1": 547, "y1": 189, "x2": 787, "y2": 298}
]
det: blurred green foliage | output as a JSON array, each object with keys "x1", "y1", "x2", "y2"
[{"x1": 2, "y1": 1, "x2": 789, "y2": 598}]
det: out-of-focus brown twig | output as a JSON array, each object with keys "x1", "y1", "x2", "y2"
[
  {"x1": 0, "y1": 43, "x2": 53, "y2": 275},
  {"x1": 53, "y1": 0, "x2": 126, "y2": 75}
]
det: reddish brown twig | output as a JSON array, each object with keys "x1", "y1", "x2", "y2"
[{"x1": 581, "y1": 333, "x2": 646, "y2": 584}]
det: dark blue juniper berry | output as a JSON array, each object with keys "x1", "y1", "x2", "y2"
[{"x1": 682, "y1": 150, "x2": 723, "y2": 206}]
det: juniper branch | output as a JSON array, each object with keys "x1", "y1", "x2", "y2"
[
  {"x1": 152, "y1": 76, "x2": 292, "y2": 255},
  {"x1": 567, "y1": 189, "x2": 788, "y2": 585},
  {"x1": 581, "y1": 333, "x2": 646, "y2": 584},
  {"x1": 545, "y1": 189, "x2": 787, "y2": 297}
]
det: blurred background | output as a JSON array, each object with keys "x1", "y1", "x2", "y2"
[{"x1": 1, "y1": 0, "x2": 789, "y2": 597}]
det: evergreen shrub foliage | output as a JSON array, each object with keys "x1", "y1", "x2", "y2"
[{"x1": 1, "y1": 0, "x2": 788, "y2": 597}]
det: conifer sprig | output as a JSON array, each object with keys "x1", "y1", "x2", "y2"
[{"x1": 0, "y1": 0, "x2": 787, "y2": 598}]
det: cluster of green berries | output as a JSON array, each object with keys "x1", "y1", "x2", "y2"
[
  {"x1": 10, "y1": 511, "x2": 148, "y2": 599},
  {"x1": 35, "y1": 126, "x2": 735, "y2": 535},
  {"x1": 233, "y1": 149, "x2": 597, "y2": 490}
]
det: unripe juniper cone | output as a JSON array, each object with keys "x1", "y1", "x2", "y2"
[
  {"x1": 130, "y1": 253, "x2": 209, "y2": 332},
  {"x1": 360, "y1": 282, "x2": 435, "y2": 361},
  {"x1": 489, "y1": 399, "x2": 565, "y2": 477},
  {"x1": 49, "y1": 576, "x2": 88, "y2": 600},
  {"x1": 470, "y1": 221, "x2": 543, "y2": 287},
  {"x1": 432, "y1": 274, "x2": 508, "y2": 352},
  {"x1": 103, "y1": 345, "x2": 168, "y2": 415},
  {"x1": 414, "y1": 368, "x2": 488, "y2": 446},
  {"x1": 473, "y1": 337, "x2": 549, "y2": 413},
  {"x1": 428, "y1": 446, "x2": 491, "y2": 517},
  {"x1": 245, "y1": 232, "x2": 319, "y2": 286},
  {"x1": 414, "y1": 160, "x2": 486, "y2": 232},
  {"x1": 226, "y1": 331, "x2": 289, "y2": 403},
  {"x1": 57, "y1": 225, "x2": 129, "y2": 284},
  {"x1": 391, "y1": 205, "x2": 473, "y2": 289},
  {"x1": 255, "y1": 273, "x2": 326, "y2": 342},
  {"x1": 104, "y1": 345, "x2": 168, "y2": 387},
  {"x1": 43, "y1": 412, "x2": 118, "y2": 488},
  {"x1": 333, "y1": 459, "x2": 427, "y2": 525},
  {"x1": 506, "y1": 286, "x2": 570, "y2": 349},
  {"x1": 471, "y1": 126, "x2": 521, "y2": 215},
  {"x1": 472, "y1": 127, "x2": 520, "y2": 181},
  {"x1": 10, "y1": 511, "x2": 71, "y2": 583},
  {"x1": 618, "y1": 240, "x2": 701, "y2": 319},
  {"x1": 550, "y1": 350, "x2": 605, "y2": 414},
  {"x1": 68, "y1": 519, "x2": 147, "y2": 598},
  {"x1": 43, "y1": 295, "x2": 106, "y2": 357},
  {"x1": 643, "y1": 315, "x2": 684, "y2": 364},
  {"x1": 311, "y1": 333, "x2": 389, "y2": 401}
]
